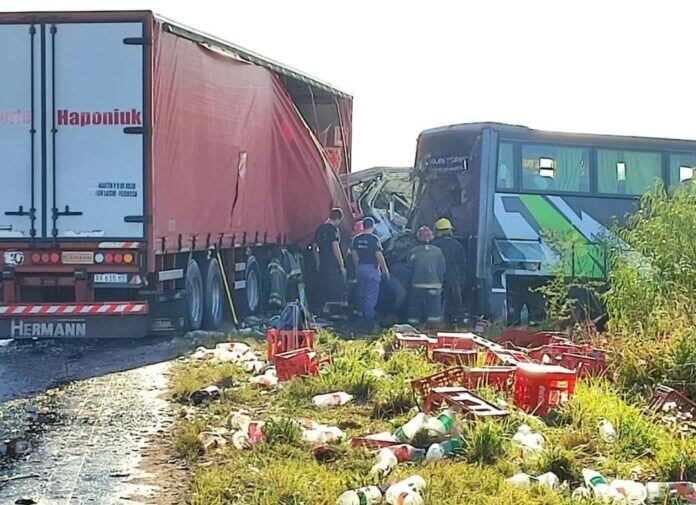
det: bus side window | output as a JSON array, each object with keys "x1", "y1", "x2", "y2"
[{"x1": 497, "y1": 143, "x2": 514, "y2": 189}]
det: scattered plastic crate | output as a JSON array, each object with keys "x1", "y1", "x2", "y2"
[
  {"x1": 499, "y1": 328, "x2": 569, "y2": 348},
  {"x1": 558, "y1": 352, "x2": 608, "y2": 378},
  {"x1": 513, "y1": 363, "x2": 576, "y2": 417},
  {"x1": 462, "y1": 366, "x2": 516, "y2": 392},
  {"x1": 431, "y1": 348, "x2": 478, "y2": 366},
  {"x1": 274, "y1": 347, "x2": 331, "y2": 382},
  {"x1": 424, "y1": 387, "x2": 508, "y2": 418},
  {"x1": 647, "y1": 385, "x2": 696, "y2": 417},
  {"x1": 394, "y1": 332, "x2": 437, "y2": 351},
  {"x1": 267, "y1": 328, "x2": 315, "y2": 361},
  {"x1": 410, "y1": 366, "x2": 467, "y2": 407},
  {"x1": 436, "y1": 332, "x2": 476, "y2": 350},
  {"x1": 485, "y1": 348, "x2": 533, "y2": 366}
]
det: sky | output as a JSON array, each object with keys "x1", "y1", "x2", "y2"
[{"x1": 4, "y1": 0, "x2": 695, "y2": 170}]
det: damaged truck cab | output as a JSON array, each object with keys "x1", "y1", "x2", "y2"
[{"x1": 411, "y1": 122, "x2": 696, "y2": 323}]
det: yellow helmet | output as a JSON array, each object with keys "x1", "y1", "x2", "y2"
[{"x1": 434, "y1": 218, "x2": 453, "y2": 231}]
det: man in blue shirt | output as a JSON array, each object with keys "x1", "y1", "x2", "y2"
[{"x1": 351, "y1": 217, "x2": 389, "y2": 329}]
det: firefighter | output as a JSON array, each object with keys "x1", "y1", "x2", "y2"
[
  {"x1": 407, "y1": 226, "x2": 446, "y2": 328},
  {"x1": 312, "y1": 208, "x2": 346, "y2": 314},
  {"x1": 351, "y1": 217, "x2": 389, "y2": 328},
  {"x1": 432, "y1": 217, "x2": 466, "y2": 322}
]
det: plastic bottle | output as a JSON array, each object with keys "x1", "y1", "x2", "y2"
[
  {"x1": 609, "y1": 480, "x2": 647, "y2": 504},
  {"x1": 249, "y1": 370, "x2": 278, "y2": 388},
  {"x1": 385, "y1": 475, "x2": 426, "y2": 504},
  {"x1": 336, "y1": 486, "x2": 383, "y2": 505},
  {"x1": 572, "y1": 486, "x2": 591, "y2": 500},
  {"x1": 370, "y1": 445, "x2": 425, "y2": 474},
  {"x1": 520, "y1": 304, "x2": 529, "y2": 326},
  {"x1": 243, "y1": 360, "x2": 265, "y2": 374},
  {"x1": 302, "y1": 426, "x2": 345, "y2": 444},
  {"x1": 425, "y1": 438, "x2": 463, "y2": 461},
  {"x1": 645, "y1": 481, "x2": 696, "y2": 504},
  {"x1": 506, "y1": 472, "x2": 559, "y2": 490},
  {"x1": 512, "y1": 424, "x2": 544, "y2": 456},
  {"x1": 598, "y1": 419, "x2": 617, "y2": 444},
  {"x1": 228, "y1": 412, "x2": 252, "y2": 430},
  {"x1": 424, "y1": 409, "x2": 456, "y2": 438},
  {"x1": 394, "y1": 413, "x2": 426, "y2": 442},
  {"x1": 370, "y1": 447, "x2": 398, "y2": 474},
  {"x1": 312, "y1": 392, "x2": 354, "y2": 407},
  {"x1": 582, "y1": 469, "x2": 624, "y2": 503}
]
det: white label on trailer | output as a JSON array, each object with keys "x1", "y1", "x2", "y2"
[
  {"x1": 93, "y1": 273, "x2": 128, "y2": 284},
  {"x1": 0, "y1": 24, "x2": 42, "y2": 238},
  {"x1": 47, "y1": 22, "x2": 145, "y2": 239}
]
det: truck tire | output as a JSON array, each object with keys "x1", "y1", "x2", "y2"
[
  {"x1": 244, "y1": 255, "x2": 262, "y2": 315},
  {"x1": 203, "y1": 257, "x2": 225, "y2": 330},
  {"x1": 185, "y1": 258, "x2": 204, "y2": 331}
]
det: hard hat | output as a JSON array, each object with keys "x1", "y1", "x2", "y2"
[
  {"x1": 417, "y1": 226, "x2": 435, "y2": 242},
  {"x1": 435, "y1": 218, "x2": 453, "y2": 231}
]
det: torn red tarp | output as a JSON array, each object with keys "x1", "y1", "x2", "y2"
[{"x1": 152, "y1": 22, "x2": 352, "y2": 248}]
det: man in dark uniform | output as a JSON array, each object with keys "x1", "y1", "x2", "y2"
[
  {"x1": 351, "y1": 217, "x2": 389, "y2": 328},
  {"x1": 407, "y1": 226, "x2": 446, "y2": 328},
  {"x1": 312, "y1": 208, "x2": 346, "y2": 314},
  {"x1": 432, "y1": 217, "x2": 466, "y2": 322}
]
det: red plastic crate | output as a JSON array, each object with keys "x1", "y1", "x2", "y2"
[
  {"x1": 559, "y1": 353, "x2": 608, "y2": 378},
  {"x1": 431, "y1": 348, "x2": 477, "y2": 366},
  {"x1": 394, "y1": 332, "x2": 437, "y2": 351},
  {"x1": 274, "y1": 347, "x2": 321, "y2": 382},
  {"x1": 410, "y1": 366, "x2": 467, "y2": 407},
  {"x1": 424, "y1": 387, "x2": 508, "y2": 418},
  {"x1": 436, "y1": 332, "x2": 476, "y2": 350},
  {"x1": 485, "y1": 348, "x2": 533, "y2": 366},
  {"x1": 499, "y1": 329, "x2": 570, "y2": 348},
  {"x1": 267, "y1": 328, "x2": 315, "y2": 360},
  {"x1": 513, "y1": 363, "x2": 576, "y2": 417},
  {"x1": 462, "y1": 366, "x2": 516, "y2": 392}
]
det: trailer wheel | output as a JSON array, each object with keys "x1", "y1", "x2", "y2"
[
  {"x1": 185, "y1": 258, "x2": 204, "y2": 331},
  {"x1": 244, "y1": 255, "x2": 261, "y2": 315},
  {"x1": 203, "y1": 257, "x2": 225, "y2": 330}
]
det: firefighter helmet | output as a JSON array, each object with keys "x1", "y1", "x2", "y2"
[{"x1": 434, "y1": 218, "x2": 453, "y2": 231}]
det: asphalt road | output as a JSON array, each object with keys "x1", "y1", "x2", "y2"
[{"x1": 0, "y1": 331, "x2": 235, "y2": 504}]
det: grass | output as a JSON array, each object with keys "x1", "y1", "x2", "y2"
[{"x1": 171, "y1": 332, "x2": 695, "y2": 504}]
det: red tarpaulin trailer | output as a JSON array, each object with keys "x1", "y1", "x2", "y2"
[{"x1": 0, "y1": 10, "x2": 352, "y2": 338}]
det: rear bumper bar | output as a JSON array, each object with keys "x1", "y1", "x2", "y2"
[{"x1": 0, "y1": 302, "x2": 149, "y2": 339}]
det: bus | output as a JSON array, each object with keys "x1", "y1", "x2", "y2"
[{"x1": 410, "y1": 122, "x2": 696, "y2": 324}]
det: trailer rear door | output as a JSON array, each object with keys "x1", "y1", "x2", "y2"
[
  {"x1": 46, "y1": 22, "x2": 146, "y2": 239},
  {"x1": 0, "y1": 24, "x2": 42, "y2": 239}
]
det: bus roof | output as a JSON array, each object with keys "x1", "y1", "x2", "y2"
[{"x1": 419, "y1": 122, "x2": 696, "y2": 151}]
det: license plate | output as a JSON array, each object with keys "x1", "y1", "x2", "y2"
[
  {"x1": 93, "y1": 273, "x2": 128, "y2": 284},
  {"x1": 62, "y1": 251, "x2": 94, "y2": 264}
]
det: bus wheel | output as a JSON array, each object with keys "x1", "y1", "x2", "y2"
[
  {"x1": 203, "y1": 257, "x2": 225, "y2": 330},
  {"x1": 185, "y1": 257, "x2": 204, "y2": 331}
]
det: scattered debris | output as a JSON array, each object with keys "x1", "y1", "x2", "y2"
[
  {"x1": 188, "y1": 385, "x2": 220, "y2": 406},
  {"x1": 336, "y1": 485, "x2": 382, "y2": 505},
  {"x1": 312, "y1": 392, "x2": 353, "y2": 407},
  {"x1": 512, "y1": 424, "x2": 544, "y2": 457},
  {"x1": 385, "y1": 475, "x2": 426, "y2": 505},
  {"x1": 598, "y1": 418, "x2": 617, "y2": 444},
  {"x1": 506, "y1": 471, "x2": 559, "y2": 490}
]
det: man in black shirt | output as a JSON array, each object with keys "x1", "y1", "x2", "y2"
[
  {"x1": 432, "y1": 217, "x2": 466, "y2": 322},
  {"x1": 312, "y1": 208, "x2": 346, "y2": 314},
  {"x1": 351, "y1": 217, "x2": 389, "y2": 328}
]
